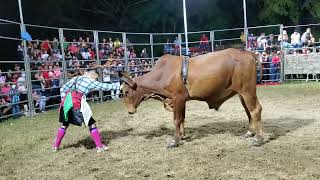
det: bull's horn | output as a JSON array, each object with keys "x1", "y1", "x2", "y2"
[{"x1": 119, "y1": 71, "x2": 137, "y2": 89}]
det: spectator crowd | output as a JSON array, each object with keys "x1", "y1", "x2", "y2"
[
  {"x1": 1, "y1": 35, "x2": 152, "y2": 119},
  {"x1": 1, "y1": 27, "x2": 320, "y2": 120}
]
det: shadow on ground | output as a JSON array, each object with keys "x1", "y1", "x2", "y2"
[{"x1": 64, "y1": 117, "x2": 315, "y2": 149}]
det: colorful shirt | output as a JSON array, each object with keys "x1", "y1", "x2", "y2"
[
  {"x1": 10, "y1": 88, "x2": 20, "y2": 104},
  {"x1": 60, "y1": 76, "x2": 117, "y2": 100}
]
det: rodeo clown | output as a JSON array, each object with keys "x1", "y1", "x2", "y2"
[{"x1": 52, "y1": 69, "x2": 119, "y2": 153}]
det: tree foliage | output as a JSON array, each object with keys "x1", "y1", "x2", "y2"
[{"x1": 1, "y1": 0, "x2": 320, "y2": 33}]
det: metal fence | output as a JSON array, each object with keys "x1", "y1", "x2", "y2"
[{"x1": 1, "y1": 17, "x2": 319, "y2": 120}]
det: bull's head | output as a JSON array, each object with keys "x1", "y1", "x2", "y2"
[{"x1": 119, "y1": 71, "x2": 144, "y2": 114}]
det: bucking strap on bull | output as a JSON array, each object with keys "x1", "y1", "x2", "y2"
[{"x1": 52, "y1": 70, "x2": 119, "y2": 153}]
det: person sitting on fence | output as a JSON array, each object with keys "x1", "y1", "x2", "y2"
[
  {"x1": 52, "y1": 69, "x2": 118, "y2": 152},
  {"x1": 290, "y1": 30, "x2": 302, "y2": 48},
  {"x1": 301, "y1": 28, "x2": 315, "y2": 48},
  {"x1": 200, "y1": 34, "x2": 209, "y2": 53},
  {"x1": 278, "y1": 30, "x2": 291, "y2": 48}
]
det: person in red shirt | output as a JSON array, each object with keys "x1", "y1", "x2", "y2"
[
  {"x1": 41, "y1": 39, "x2": 51, "y2": 54},
  {"x1": 271, "y1": 51, "x2": 281, "y2": 82},
  {"x1": 88, "y1": 47, "x2": 95, "y2": 60},
  {"x1": 41, "y1": 66, "x2": 51, "y2": 89},
  {"x1": 200, "y1": 34, "x2": 209, "y2": 53}
]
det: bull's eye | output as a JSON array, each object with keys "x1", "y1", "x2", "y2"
[{"x1": 124, "y1": 90, "x2": 129, "y2": 96}]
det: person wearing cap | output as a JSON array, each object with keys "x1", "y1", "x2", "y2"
[
  {"x1": 52, "y1": 70, "x2": 118, "y2": 153},
  {"x1": 266, "y1": 34, "x2": 277, "y2": 54}
]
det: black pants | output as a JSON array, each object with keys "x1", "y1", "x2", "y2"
[{"x1": 59, "y1": 107, "x2": 96, "y2": 127}]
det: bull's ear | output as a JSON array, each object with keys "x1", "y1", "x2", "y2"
[{"x1": 119, "y1": 71, "x2": 137, "y2": 89}]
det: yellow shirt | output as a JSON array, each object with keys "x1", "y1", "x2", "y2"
[{"x1": 114, "y1": 40, "x2": 121, "y2": 48}]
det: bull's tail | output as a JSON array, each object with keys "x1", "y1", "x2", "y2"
[{"x1": 252, "y1": 53, "x2": 263, "y2": 83}]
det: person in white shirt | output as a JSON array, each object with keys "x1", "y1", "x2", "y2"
[
  {"x1": 290, "y1": 30, "x2": 301, "y2": 48},
  {"x1": 257, "y1": 33, "x2": 268, "y2": 50},
  {"x1": 81, "y1": 49, "x2": 91, "y2": 60},
  {"x1": 41, "y1": 50, "x2": 49, "y2": 60}
]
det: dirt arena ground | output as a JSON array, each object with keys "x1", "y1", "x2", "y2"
[{"x1": 0, "y1": 83, "x2": 320, "y2": 179}]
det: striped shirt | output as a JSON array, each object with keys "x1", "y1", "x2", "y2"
[
  {"x1": 10, "y1": 88, "x2": 20, "y2": 104},
  {"x1": 60, "y1": 76, "x2": 117, "y2": 100}
]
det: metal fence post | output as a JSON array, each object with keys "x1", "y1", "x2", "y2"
[
  {"x1": 150, "y1": 33, "x2": 155, "y2": 68},
  {"x1": 58, "y1": 28, "x2": 68, "y2": 84},
  {"x1": 20, "y1": 24, "x2": 34, "y2": 116},
  {"x1": 122, "y1": 32, "x2": 129, "y2": 72},
  {"x1": 178, "y1": 33, "x2": 182, "y2": 56},
  {"x1": 279, "y1": 24, "x2": 284, "y2": 83},
  {"x1": 210, "y1": 31, "x2": 215, "y2": 52},
  {"x1": 94, "y1": 30, "x2": 103, "y2": 102}
]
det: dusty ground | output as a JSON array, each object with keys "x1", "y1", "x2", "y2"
[{"x1": 0, "y1": 83, "x2": 320, "y2": 180}]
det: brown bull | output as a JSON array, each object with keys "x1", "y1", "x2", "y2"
[{"x1": 120, "y1": 48, "x2": 263, "y2": 148}]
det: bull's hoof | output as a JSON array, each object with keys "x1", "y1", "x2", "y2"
[
  {"x1": 244, "y1": 131, "x2": 255, "y2": 138},
  {"x1": 252, "y1": 136, "x2": 264, "y2": 147},
  {"x1": 181, "y1": 135, "x2": 186, "y2": 140},
  {"x1": 167, "y1": 140, "x2": 178, "y2": 149}
]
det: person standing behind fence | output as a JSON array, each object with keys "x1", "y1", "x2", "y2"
[
  {"x1": 110, "y1": 60, "x2": 121, "y2": 100},
  {"x1": 0, "y1": 70, "x2": 6, "y2": 84},
  {"x1": 200, "y1": 34, "x2": 209, "y2": 53},
  {"x1": 257, "y1": 33, "x2": 268, "y2": 51},
  {"x1": 266, "y1": 34, "x2": 277, "y2": 54},
  {"x1": 52, "y1": 70, "x2": 118, "y2": 152},
  {"x1": 10, "y1": 84, "x2": 20, "y2": 119},
  {"x1": 174, "y1": 37, "x2": 180, "y2": 55},
  {"x1": 271, "y1": 51, "x2": 281, "y2": 82}
]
